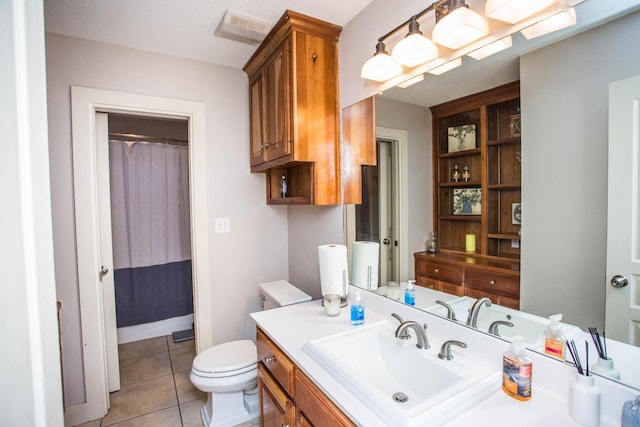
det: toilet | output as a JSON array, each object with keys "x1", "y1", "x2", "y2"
[{"x1": 190, "y1": 280, "x2": 311, "y2": 427}]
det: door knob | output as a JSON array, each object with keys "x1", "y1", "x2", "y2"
[
  {"x1": 382, "y1": 238, "x2": 391, "y2": 245},
  {"x1": 610, "y1": 275, "x2": 629, "y2": 288}
]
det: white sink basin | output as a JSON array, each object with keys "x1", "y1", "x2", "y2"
[
  {"x1": 424, "y1": 296, "x2": 583, "y2": 351},
  {"x1": 302, "y1": 321, "x2": 500, "y2": 427}
]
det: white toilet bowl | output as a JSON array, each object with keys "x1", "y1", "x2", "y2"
[
  {"x1": 190, "y1": 281, "x2": 311, "y2": 427},
  {"x1": 189, "y1": 340, "x2": 258, "y2": 427}
]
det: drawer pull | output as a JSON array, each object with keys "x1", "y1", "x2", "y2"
[
  {"x1": 489, "y1": 280, "x2": 496, "y2": 286},
  {"x1": 434, "y1": 268, "x2": 439, "y2": 273},
  {"x1": 264, "y1": 356, "x2": 276, "y2": 364}
]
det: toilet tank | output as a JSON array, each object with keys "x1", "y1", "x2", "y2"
[{"x1": 258, "y1": 280, "x2": 311, "y2": 310}]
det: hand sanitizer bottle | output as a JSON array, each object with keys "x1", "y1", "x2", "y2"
[
  {"x1": 404, "y1": 280, "x2": 416, "y2": 306},
  {"x1": 350, "y1": 292, "x2": 365, "y2": 326}
]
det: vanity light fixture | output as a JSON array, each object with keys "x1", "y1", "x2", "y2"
[
  {"x1": 467, "y1": 35, "x2": 513, "y2": 60},
  {"x1": 520, "y1": 7, "x2": 577, "y2": 39},
  {"x1": 432, "y1": 0, "x2": 489, "y2": 50},
  {"x1": 485, "y1": 0, "x2": 558, "y2": 24},
  {"x1": 361, "y1": 0, "x2": 583, "y2": 86}
]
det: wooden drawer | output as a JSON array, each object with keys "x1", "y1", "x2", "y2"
[
  {"x1": 465, "y1": 269, "x2": 519, "y2": 299},
  {"x1": 416, "y1": 259, "x2": 463, "y2": 285},
  {"x1": 257, "y1": 327, "x2": 296, "y2": 397},
  {"x1": 295, "y1": 369, "x2": 356, "y2": 427}
]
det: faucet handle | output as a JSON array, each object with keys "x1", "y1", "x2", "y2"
[{"x1": 438, "y1": 340, "x2": 467, "y2": 361}]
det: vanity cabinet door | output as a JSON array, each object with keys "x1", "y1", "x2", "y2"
[
  {"x1": 258, "y1": 364, "x2": 295, "y2": 427},
  {"x1": 294, "y1": 370, "x2": 356, "y2": 427}
]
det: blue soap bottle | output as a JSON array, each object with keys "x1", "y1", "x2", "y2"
[
  {"x1": 404, "y1": 280, "x2": 416, "y2": 306},
  {"x1": 350, "y1": 292, "x2": 365, "y2": 326}
]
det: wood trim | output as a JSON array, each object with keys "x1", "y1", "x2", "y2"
[
  {"x1": 342, "y1": 97, "x2": 376, "y2": 204},
  {"x1": 430, "y1": 81, "x2": 520, "y2": 118}
]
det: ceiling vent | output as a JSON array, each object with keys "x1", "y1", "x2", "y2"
[{"x1": 215, "y1": 10, "x2": 272, "y2": 45}]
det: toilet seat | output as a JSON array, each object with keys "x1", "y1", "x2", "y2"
[{"x1": 192, "y1": 340, "x2": 257, "y2": 379}]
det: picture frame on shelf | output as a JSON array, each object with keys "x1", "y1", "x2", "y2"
[
  {"x1": 512, "y1": 203, "x2": 522, "y2": 225},
  {"x1": 448, "y1": 124, "x2": 476, "y2": 152},
  {"x1": 453, "y1": 188, "x2": 481, "y2": 215}
]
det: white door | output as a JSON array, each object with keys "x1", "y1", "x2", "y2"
[
  {"x1": 606, "y1": 74, "x2": 640, "y2": 345},
  {"x1": 378, "y1": 139, "x2": 395, "y2": 284},
  {"x1": 95, "y1": 113, "x2": 120, "y2": 393}
]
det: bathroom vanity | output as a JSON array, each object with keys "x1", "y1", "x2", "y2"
[{"x1": 251, "y1": 290, "x2": 639, "y2": 427}]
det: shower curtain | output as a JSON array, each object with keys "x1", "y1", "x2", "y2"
[{"x1": 109, "y1": 139, "x2": 193, "y2": 328}]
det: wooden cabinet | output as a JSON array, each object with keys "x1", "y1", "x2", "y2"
[
  {"x1": 244, "y1": 10, "x2": 342, "y2": 205},
  {"x1": 256, "y1": 327, "x2": 355, "y2": 427},
  {"x1": 414, "y1": 251, "x2": 520, "y2": 309},
  {"x1": 427, "y1": 82, "x2": 521, "y2": 305},
  {"x1": 431, "y1": 81, "x2": 521, "y2": 258}
]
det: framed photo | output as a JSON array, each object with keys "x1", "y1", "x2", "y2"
[
  {"x1": 448, "y1": 124, "x2": 476, "y2": 153},
  {"x1": 453, "y1": 188, "x2": 481, "y2": 215},
  {"x1": 512, "y1": 203, "x2": 522, "y2": 225}
]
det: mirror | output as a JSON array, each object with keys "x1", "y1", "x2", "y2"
[{"x1": 345, "y1": 5, "x2": 640, "y2": 390}]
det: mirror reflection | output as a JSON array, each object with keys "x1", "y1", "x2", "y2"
[{"x1": 345, "y1": 5, "x2": 640, "y2": 390}]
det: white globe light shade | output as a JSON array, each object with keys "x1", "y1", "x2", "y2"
[
  {"x1": 361, "y1": 49, "x2": 403, "y2": 82},
  {"x1": 485, "y1": 0, "x2": 558, "y2": 24},
  {"x1": 432, "y1": 6, "x2": 489, "y2": 50},
  {"x1": 392, "y1": 33, "x2": 439, "y2": 68}
]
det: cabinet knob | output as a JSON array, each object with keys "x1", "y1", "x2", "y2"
[
  {"x1": 264, "y1": 356, "x2": 276, "y2": 364},
  {"x1": 434, "y1": 268, "x2": 439, "y2": 273},
  {"x1": 489, "y1": 280, "x2": 495, "y2": 286}
]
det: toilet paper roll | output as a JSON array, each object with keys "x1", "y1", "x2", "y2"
[
  {"x1": 351, "y1": 241, "x2": 380, "y2": 290},
  {"x1": 318, "y1": 244, "x2": 349, "y2": 297}
]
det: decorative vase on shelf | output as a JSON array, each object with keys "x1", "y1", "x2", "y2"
[
  {"x1": 426, "y1": 232, "x2": 439, "y2": 253},
  {"x1": 569, "y1": 373, "x2": 601, "y2": 427},
  {"x1": 590, "y1": 357, "x2": 621, "y2": 381}
]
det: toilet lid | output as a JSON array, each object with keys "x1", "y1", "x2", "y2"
[{"x1": 192, "y1": 340, "x2": 257, "y2": 374}]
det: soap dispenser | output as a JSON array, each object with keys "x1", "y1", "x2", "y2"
[
  {"x1": 502, "y1": 336, "x2": 532, "y2": 401},
  {"x1": 350, "y1": 292, "x2": 365, "y2": 326},
  {"x1": 544, "y1": 314, "x2": 566, "y2": 360},
  {"x1": 404, "y1": 280, "x2": 416, "y2": 306}
]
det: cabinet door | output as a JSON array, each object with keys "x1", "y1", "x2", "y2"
[
  {"x1": 258, "y1": 364, "x2": 294, "y2": 427},
  {"x1": 249, "y1": 71, "x2": 266, "y2": 168},
  {"x1": 263, "y1": 38, "x2": 292, "y2": 163}
]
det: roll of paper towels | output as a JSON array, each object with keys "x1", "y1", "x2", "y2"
[
  {"x1": 351, "y1": 241, "x2": 380, "y2": 290},
  {"x1": 318, "y1": 244, "x2": 349, "y2": 297}
]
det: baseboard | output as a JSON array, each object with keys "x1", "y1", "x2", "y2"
[
  {"x1": 64, "y1": 402, "x2": 87, "y2": 427},
  {"x1": 117, "y1": 313, "x2": 194, "y2": 344}
]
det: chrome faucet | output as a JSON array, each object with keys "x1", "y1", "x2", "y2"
[
  {"x1": 391, "y1": 313, "x2": 411, "y2": 340},
  {"x1": 466, "y1": 297, "x2": 492, "y2": 328},
  {"x1": 488, "y1": 320, "x2": 513, "y2": 337},
  {"x1": 435, "y1": 300, "x2": 456, "y2": 321},
  {"x1": 395, "y1": 321, "x2": 430, "y2": 349}
]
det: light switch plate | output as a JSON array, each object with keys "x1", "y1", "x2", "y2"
[{"x1": 214, "y1": 217, "x2": 230, "y2": 233}]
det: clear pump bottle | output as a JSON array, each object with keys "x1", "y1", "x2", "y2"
[
  {"x1": 404, "y1": 280, "x2": 416, "y2": 306},
  {"x1": 350, "y1": 292, "x2": 365, "y2": 326}
]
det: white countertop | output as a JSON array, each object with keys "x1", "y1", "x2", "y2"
[{"x1": 250, "y1": 290, "x2": 636, "y2": 426}]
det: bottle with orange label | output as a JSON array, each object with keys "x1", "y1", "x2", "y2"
[
  {"x1": 544, "y1": 314, "x2": 566, "y2": 360},
  {"x1": 502, "y1": 336, "x2": 532, "y2": 401}
]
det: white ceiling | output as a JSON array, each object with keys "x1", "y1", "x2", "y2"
[{"x1": 44, "y1": 0, "x2": 374, "y2": 69}]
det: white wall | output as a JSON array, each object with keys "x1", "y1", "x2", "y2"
[
  {"x1": 376, "y1": 98, "x2": 432, "y2": 279},
  {"x1": 1, "y1": 0, "x2": 64, "y2": 425},
  {"x1": 287, "y1": 207, "x2": 345, "y2": 299},
  {"x1": 520, "y1": 10, "x2": 640, "y2": 329},
  {"x1": 45, "y1": 33, "x2": 289, "y2": 407}
]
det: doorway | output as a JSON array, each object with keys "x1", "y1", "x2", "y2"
[
  {"x1": 71, "y1": 87, "x2": 211, "y2": 422},
  {"x1": 106, "y1": 114, "x2": 194, "y2": 345},
  {"x1": 345, "y1": 127, "x2": 408, "y2": 286}
]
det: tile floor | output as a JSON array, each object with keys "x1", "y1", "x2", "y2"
[{"x1": 75, "y1": 335, "x2": 259, "y2": 427}]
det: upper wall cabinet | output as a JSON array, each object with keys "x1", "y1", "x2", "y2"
[{"x1": 244, "y1": 10, "x2": 342, "y2": 205}]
